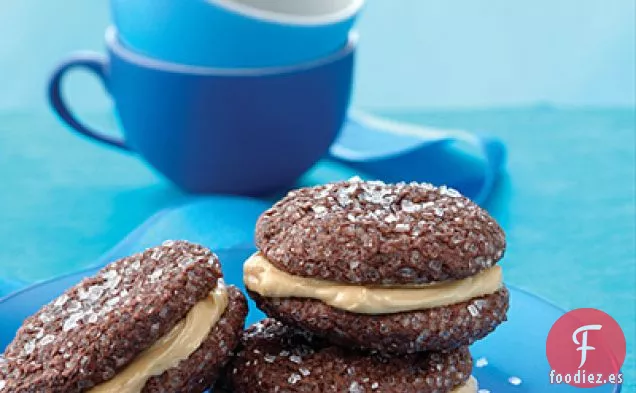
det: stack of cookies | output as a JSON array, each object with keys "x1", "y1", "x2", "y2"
[
  {"x1": 230, "y1": 179, "x2": 510, "y2": 392},
  {"x1": 0, "y1": 180, "x2": 509, "y2": 392}
]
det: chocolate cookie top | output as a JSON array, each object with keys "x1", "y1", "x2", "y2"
[
  {"x1": 1, "y1": 240, "x2": 222, "y2": 393},
  {"x1": 227, "y1": 319, "x2": 473, "y2": 393},
  {"x1": 256, "y1": 179, "x2": 505, "y2": 284}
]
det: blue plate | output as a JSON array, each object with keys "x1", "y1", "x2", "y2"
[{"x1": 0, "y1": 198, "x2": 621, "y2": 392}]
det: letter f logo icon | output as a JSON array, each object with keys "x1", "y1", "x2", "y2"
[{"x1": 572, "y1": 324, "x2": 602, "y2": 368}]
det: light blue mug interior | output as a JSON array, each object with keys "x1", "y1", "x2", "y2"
[{"x1": 111, "y1": 0, "x2": 364, "y2": 68}]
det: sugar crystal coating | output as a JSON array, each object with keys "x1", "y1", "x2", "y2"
[
  {"x1": 256, "y1": 179, "x2": 506, "y2": 284},
  {"x1": 226, "y1": 319, "x2": 473, "y2": 393},
  {"x1": 475, "y1": 357, "x2": 488, "y2": 368}
]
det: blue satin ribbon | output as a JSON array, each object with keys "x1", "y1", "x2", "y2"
[{"x1": 330, "y1": 111, "x2": 505, "y2": 205}]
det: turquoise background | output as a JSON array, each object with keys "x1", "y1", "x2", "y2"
[
  {"x1": 0, "y1": 0, "x2": 635, "y2": 112},
  {"x1": 0, "y1": 0, "x2": 634, "y2": 389}
]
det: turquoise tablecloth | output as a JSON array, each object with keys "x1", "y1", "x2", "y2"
[{"x1": 0, "y1": 107, "x2": 634, "y2": 387}]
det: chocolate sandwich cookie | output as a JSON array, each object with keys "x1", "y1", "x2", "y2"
[
  {"x1": 246, "y1": 179, "x2": 509, "y2": 354},
  {"x1": 225, "y1": 319, "x2": 478, "y2": 393},
  {"x1": 0, "y1": 240, "x2": 247, "y2": 393}
]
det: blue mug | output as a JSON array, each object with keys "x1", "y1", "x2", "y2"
[
  {"x1": 111, "y1": 0, "x2": 364, "y2": 68},
  {"x1": 48, "y1": 27, "x2": 356, "y2": 195}
]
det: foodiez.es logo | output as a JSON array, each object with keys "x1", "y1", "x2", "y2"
[
  {"x1": 546, "y1": 308, "x2": 626, "y2": 388},
  {"x1": 573, "y1": 324, "x2": 602, "y2": 368}
]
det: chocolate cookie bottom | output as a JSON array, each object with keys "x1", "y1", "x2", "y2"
[
  {"x1": 226, "y1": 319, "x2": 474, "y2": 393},
  {"x1": 143, "y1": 286, "x2": 247, "y2": 393},
  {"x1": 251, "y1": 287, "x2": 509, "y2": 354}
]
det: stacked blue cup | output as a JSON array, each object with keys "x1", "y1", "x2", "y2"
[{"x1": 49, "y1": 0, "x2": 365, "y2": 195}]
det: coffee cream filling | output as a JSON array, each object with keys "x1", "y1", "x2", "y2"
[
  {"x1": 89, "y1": 282, "x2": 229, "y2": 393},
  {"x1": 244, "y1": 253, "x2": 502, "y2": 314},
  {"x1": 454, "y1": 376, "x2": 478, "y2": 393}
]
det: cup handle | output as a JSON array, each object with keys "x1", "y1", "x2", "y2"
[{"x1": 48, "y1": 53, "x2": 130, "y2": 151}]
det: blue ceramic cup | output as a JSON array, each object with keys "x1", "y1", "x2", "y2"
[
  {"x1": 48, "y1": 27, "x2": 356, "y2": 195},
  {"x1": 111, "y1": 0, "x2": 364, "y2": 68}
]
